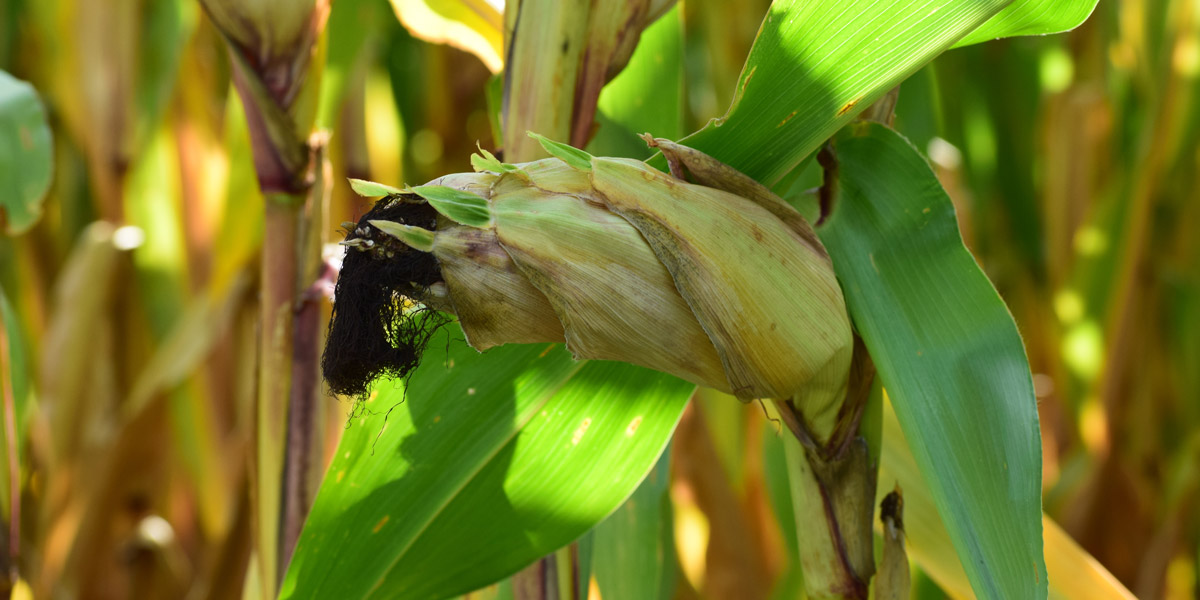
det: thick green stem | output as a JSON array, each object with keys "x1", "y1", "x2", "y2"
[
  {"x1": 781, "y1": 427, "x2": 875, "y2": 600},
  {"x1": 774, "y1": 337, "x2": 878, "y2": 600}
]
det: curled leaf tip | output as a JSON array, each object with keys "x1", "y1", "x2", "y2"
[
  {"x1": 470, "y1": 144, "x2": 521, "y2": 174},
  {"x1": 369, "y1": 220, "x2": 436, "y2": 253},
  {"x1": 349, "y1": 178, "x2": 406, "y2": 198},
  {"x1": 526, "y1": 132, "x2": 593, "y2": 171}
]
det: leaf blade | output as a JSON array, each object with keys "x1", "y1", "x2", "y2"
[
  {"x1": 649, "y1": 0, "x2": 1011, "y2": 186},
  {"x1": 955, "y1": 0, "x2": 1098, "y2": 47},
  {"x1": 818, "y1": 121, "x2": 1045, "y2": 600},
  {"x1": 280, "y1": 330, "x2": 693, "y2": 599},
  {"x1": 389, "y1": 0, "x2": 504, "y2": 73},
  {"x1": 876, "y1": 395, "x2": 1135, "y2": 600}
]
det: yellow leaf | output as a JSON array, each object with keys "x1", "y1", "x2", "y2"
[{"x1": 390, "y1": 0, "x2": 504, "y2": 73}]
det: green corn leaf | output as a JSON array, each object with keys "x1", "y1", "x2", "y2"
[
  {"x1": 650, "y1": 0, "x2": 1013, "y2": 186},
  {"x1": 349, "y1": 178, "x2": 406, "y2": 198},
  {"x1": 877, "y1": 395, "x2": 1136, "y2": 600},
  {"x1": 0, "y1": 71, "x2": 53, "y2": 235},
  {"x1": 588, "y1": 447, "x2": 676, "y2": 600},
  {"x1": 389, "y1": 0, "x2": 504, "y2": 73},
  {"x1": 410, "y1": 185, "x2": 493, "y2": 227},
  {"x1": 955, "y1": 0, "x2": 1098, "y2": 47},
  {"x1": 818, "y1": 121, "x2": 1044, "y2": 600},
  {"x1": 280, "y1": 329, "x2": 693, "y2": 599},
  {"x1": 527, "y1": 132, "x2": 594, "y2": 172}
]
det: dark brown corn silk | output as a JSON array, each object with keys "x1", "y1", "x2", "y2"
[{"x1": 322, "y1": 195, "x2": 447, "y2": 399}]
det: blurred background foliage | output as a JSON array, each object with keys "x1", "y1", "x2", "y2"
[{"x1": 0, "y1": 0, "x2": 1196, "y2": 598}]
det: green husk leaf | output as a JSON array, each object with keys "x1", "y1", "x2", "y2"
[
  {"x1": 349, "y1": 178, "x2": 405, "y2": 198},
  {"x1": 369, "y1": 220, "x2": 436, "y2": 252},
  {"x1": 471, "y1": 145, "x2": 521, "y2": 174},
  {"x1": 410, "y1": 185, "x2": 492, "y2": 227},
  {"x1": 527, "y1": 132, "x2": 593, "y2": 171},
  {"x1": 279, "y1": 328, "x2": 693, "y2": 599}
]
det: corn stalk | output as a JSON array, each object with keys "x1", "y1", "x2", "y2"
[{"x1": 196, "y1": 1, "x2": 331, "y2": 595}]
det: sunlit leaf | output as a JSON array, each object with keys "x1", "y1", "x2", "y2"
[
  {"x1": 389, "y1": 0, "x2": 504, "y2": 73},
  {"x1": 955, "y1": 0, "x2": 1098, "y2": 47},
  {"x1": 819, "y1": 121, "x2": 1043, "y2": 599},
  {"x1": 280, "y1": 329, "x2": 693, "y2": 599},
  {"x1": 350, "y1": 178, "x2": 406, "y2": 198},
  {"x1": 652, "y1": 0, "x2": 1011, "y2": 185}
]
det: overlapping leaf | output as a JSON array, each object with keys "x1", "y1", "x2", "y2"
[
  {"x1": 956, "y1": 0, "x2": 1097, "y2": 47},
  {"x1": 818, "y1": 121, "x2": 1044, "y2": 599},
  {"x1": 280, "y1": 329, "x2": 693, "y2": 599},
  {"x1": 877, "y1": 396, "x2": 1135, "y2": 600},
  {"x1": 653, "y1": 0, "x2": 1011, "y2": 185}
]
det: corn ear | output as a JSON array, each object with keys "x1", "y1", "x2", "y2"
[
  {"x1": 337, "y1": 134, "x2": 852, "y2": 442},
  {"x1": 589, "y1": 156, "x2": 851, "y2": 433}
]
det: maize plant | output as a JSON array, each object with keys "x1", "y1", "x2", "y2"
[{"x1": 7, "y1": 0, "x2": 1196, "y2": 598}]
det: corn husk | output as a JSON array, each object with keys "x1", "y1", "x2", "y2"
[{"x1": 340, "y1": 135, "x2": 853, "y2": 442}]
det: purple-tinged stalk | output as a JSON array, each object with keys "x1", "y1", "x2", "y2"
[
  {"x1": 196, "y1": 0, "x2": 330, "y2": 595},
  {"x1": 502, "y1": 0, "x2": 677, "y2": 157}
]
